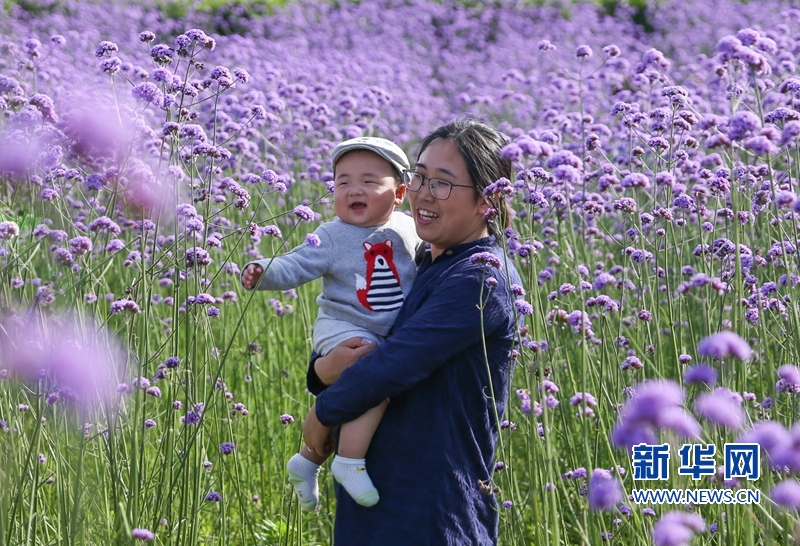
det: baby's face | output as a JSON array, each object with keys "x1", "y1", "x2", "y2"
[{"x1": 332, "y1": 150, "x2": 406, "y2": 227}]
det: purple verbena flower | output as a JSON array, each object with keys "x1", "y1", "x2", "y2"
[
  {"x1": 612, "y1": 380, "x2": 700, "y2": 450},
  {"x1": 0, "y1": 221, "x2": 19, "y2": 240},
  {"x1": 570, "y1": 392, "x2": 597, "y2": 407},
  {"x1": 150, "y1": 44, "x2": 174, "y2": 65},
  {"x1": 69, "y1": 236, "x2": 93, "y2": 256},
  {"x1": 292, "y1": 205, "x2": 315, "y2": 222},
  {"x1": 684, "y1": 364, "x2": 717, "y2": 386},
  {"x1": 470, "y1": 252, "x2": 502, "y2": 269},
  {"x1": 727, "y1": 110, "x2": 761, "y2": 140},
  {"x1": 694, "y1": 388, "x2": 745, "y2": 429},
  {"x1": 737, "y1": 421, "x2": 790, "y2": 465},
  {"x1": 186, "y1": 247, "x2": 211, "y2": 268},
  {"x1": 588, "y1": 468, "x2": 624, "y2": 511},
  {"x1": 514, "y1": 299, "x2": 533, "y2": 315},
  {"x1": 110, "y1": 299, "x2": 140, "y2": 314},
  {"x1": 652, "y1": 511, "x2": 705, "y2": 546},
  {"x1": 620, "y1": 356, "x2": 643, "y2": 371},
  {"x1": 87, "y1": 216, "x2": 121, "y2": 235},
  {"x1": 697, "y1": 331, "x2": 752, "y2": 360},
  {"x1": 146, "y1": 387, "x2": 161, "y2": 398},
  {"x1": 132, "y1": 82, "x2": 164, "y2": 106},
  {"x1": 778, "y1": 365, "x2": 800, "y2": 386},
  {"x1": 305, "y1": 233, "x2": 321, "y2": 247},
  {"x1": 770, "y1": 480, "x2": 800, "y2": 510},
  {"x1": 132, "y1": 528, "x2": 154, "y2": 541},
  {"x1": 106, "y1": 239, "x2": 125, "y2": 254},
  {"x1": 164, "y1": 357, "x2": 180, "y2": 368},
  {"x1": 95, "y1": 41, "x2": 118, "y2": 57}
]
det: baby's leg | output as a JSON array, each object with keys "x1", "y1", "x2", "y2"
[
  {"x1": 338, "y1": 401, "x2": 388, "y2": 458},
  {"x1": 287, "y1": 439, "x2": 330, "y2": 511},
  {"x1": 331, "y1": 400, "x2": 388, "y2": 507}
]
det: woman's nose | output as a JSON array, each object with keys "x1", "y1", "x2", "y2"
[{"x1": 418, "y1": 180, "x2": 435, "y2": 201}]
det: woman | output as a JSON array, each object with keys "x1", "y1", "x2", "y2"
[{"x1": 303, "y1": 118, "x2": 521, "y2": 545}]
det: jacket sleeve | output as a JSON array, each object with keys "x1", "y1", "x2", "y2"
[
  {"x1": 306, "y1": 351, "x2": 328, "y2": 396},
  {"x1": 315, "y1": 264, "x2": 510, "y2": 426},
  {"x1": 242, "y1": 227, "x2": 333, "y2": 291}
]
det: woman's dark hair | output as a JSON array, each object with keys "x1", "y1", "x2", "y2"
[{"x1": 416, "y1": 118, "x2": 513, "y2": 240}]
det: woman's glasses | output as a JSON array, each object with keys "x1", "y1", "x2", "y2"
[{"x1": 403, "y1": 170, "x2": 474, "y2": 200}]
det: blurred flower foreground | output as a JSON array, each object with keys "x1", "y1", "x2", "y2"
[{"x1": 3, "y1": 0, "x2": 800, "y2": 544}]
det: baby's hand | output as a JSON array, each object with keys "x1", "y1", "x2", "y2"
[{"x1": 241, "y1": 264, "x2": 264, "y2": 290}]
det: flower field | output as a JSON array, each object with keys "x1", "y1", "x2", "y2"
[{"x1": 3, "y1": 0, "x2": 800, "y2": 543}]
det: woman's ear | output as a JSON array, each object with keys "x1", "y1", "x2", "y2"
[{"x1": 477, "y1": 195, "x2": 492, "y2": 216}]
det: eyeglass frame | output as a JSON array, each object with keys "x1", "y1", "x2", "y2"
[{"x1": 402, "y1": 170, "x2": 475, "y2": 200}]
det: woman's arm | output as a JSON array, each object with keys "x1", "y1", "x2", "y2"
[
  {"x1": 302, "y1": 403, "x2": 334, "y2": 455},
  {"x1": 312, "y1": 338, "x2": 377, "y2": 387},
  {"x1": 314, "y1": 264, "x2": 514, "y2": 426}
]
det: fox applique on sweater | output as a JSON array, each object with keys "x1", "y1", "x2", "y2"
[{"x1": 355, "y1": 240, "x2": 404, "y2": 312}]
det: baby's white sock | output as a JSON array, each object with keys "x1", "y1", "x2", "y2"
[
  {"x1": 330, "y1": 455, "x2": 379, "y2": 507},
  {"x1": 287, "y1": 453, "x2": 321, "y2": 511}
]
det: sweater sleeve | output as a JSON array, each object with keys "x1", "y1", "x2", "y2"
[
  {"x1": 243, "y1": 227, "x2": 333, "y2": 291},
  {"x1": 315, "y1": 264, "x2": 509, "y2": 425}
]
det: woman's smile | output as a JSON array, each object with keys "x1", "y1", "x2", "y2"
[{"x1": 416, "y1": 208, "x2": 438, "y2": 222}]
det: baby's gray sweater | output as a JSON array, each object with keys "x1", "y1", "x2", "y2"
[{"x1": 245, "y1": 211, "x2": 420, "y2": 337}]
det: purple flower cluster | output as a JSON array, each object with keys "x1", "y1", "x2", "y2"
[
  {"x1": 131, "y1": 528, "x2": 155, "y2": 541},
  {"x1": 0, "y1": 312, "x2": 125, "y2": 411},
  {"x1": 0, "y1": 221, "x2": 19, "y2": 240},
  {"x1": 652, "y1": 511, "x2": 705, "y2": 546},
  {"x1": 696, "y1": 332, "x2": 752, "y2": 361},
  {"x1": 587, "y1": 468, "x2": 624, "y2": 511},
  {"x1": 738, "y1": 420, "x2": 800, "y2": 472},
  {"x1": 770, "y1": 480, "x2": 800, "y2": 510},
  {"x1": 469, "y1": 252, "x2": 503, "y2": 270},
  {"x1": 612, "y1": 380, "x2": 700, "y2": 450},
  {"x1": 694, "y1": 388, "x2": 745, "y2": 429}
]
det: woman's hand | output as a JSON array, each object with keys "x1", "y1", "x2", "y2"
[
  {"x1": 303, "y1": 403, "x2": 334, "y2": 456},
  {"x1": 315, "y1": 337, "x2": 377, "y2": 386}
]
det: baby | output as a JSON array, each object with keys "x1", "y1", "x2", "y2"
[{"x1": 241, "y1": 137, "x2": 420, "y2": 509}]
